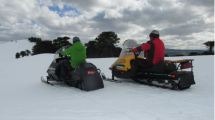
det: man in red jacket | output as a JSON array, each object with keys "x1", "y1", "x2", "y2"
[{"x1": 130, "y1": 30, "x2": 165, "y2": 74}]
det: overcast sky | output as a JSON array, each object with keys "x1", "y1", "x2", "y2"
[{"x1": 0, "y1": 0, "x2": 214, "y2": 49}]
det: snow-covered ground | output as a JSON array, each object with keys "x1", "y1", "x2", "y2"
[
  {"x1": 0, "y1": 41, "x2": 214, "y2": 120},
  {"x1": 0, "y1": 40, "x2": 34, "y2": 61}
]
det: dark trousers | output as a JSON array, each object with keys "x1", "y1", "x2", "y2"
[
  {"x1": 55, "y1": 59, "x2": 80, "y2": 86},
  {"x1": 55, "y1": 59, "x2": 72, "y2": 81},
  {"x1": 130, "y1": 58, "x2": 153, "y2": 76}
]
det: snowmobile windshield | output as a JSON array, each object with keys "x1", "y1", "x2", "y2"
[
  {"x1": 54, "y1": 45, "x2": 71, "y2": 59},
  {"x1": 120, "y1": 39, "x2": 144, "y2": 57},
  {"x1": 122, "y1": 39, "x2": 139, "y2": 49}
]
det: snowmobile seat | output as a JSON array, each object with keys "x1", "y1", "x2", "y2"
[
  {"x1": 140, "y1": 61, "x2": 177, "y2": 74},
  {"x1": 141, "y1": 62, "x2": 165, "y2": 74}
]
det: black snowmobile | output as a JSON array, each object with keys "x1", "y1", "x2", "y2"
[
  {"x1": 109, "y1": 39, "x2": 195, "y2": 90},
  {"x1": 41, "y1": 46, "x2": 104, "y2": 91}
]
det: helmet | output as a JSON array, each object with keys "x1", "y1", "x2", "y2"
[
  {"x1": 149, "y1": 30, "x2": 159, "y2": 38},
  {"x1": 73, "y1": 36, "x2": 80, "y2": 43}
]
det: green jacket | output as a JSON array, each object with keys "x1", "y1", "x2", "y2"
[{"x1": 63, "y1": 42, "x2": 86, "y2": 69}]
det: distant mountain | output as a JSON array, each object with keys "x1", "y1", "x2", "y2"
[{"x1": 166, "y1": 49, "x2": 205, "y2": 56}]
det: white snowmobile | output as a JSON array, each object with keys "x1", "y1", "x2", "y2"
[{"x1": 41, "y1": 46, "x2": 104, "y2": 91}]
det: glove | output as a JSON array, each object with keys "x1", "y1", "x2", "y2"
[
  {"x1": 134, "y1": 51, "x2": 140, "y2": 56},
  {"x1": 126, "y1": 48, "x2": 133, "y2": 52},
  {"x1": 130, "y1": 48, "x2": 141, "y2": 56},
  {"x1": 59, "y1": 53, "x2": 63, "y2": 57}
]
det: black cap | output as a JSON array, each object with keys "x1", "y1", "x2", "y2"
[
  {"x1": 149, "y1": 30, "x2": 159, "y2": 38},
  {"x1": 73, "y1": 36, "x2": 80, "y2": 43}
]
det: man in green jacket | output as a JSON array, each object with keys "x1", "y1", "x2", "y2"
[
  {"x1": 63, "y1": 37, "x2": 86, "y2": 69},
  {"x1": 55, "y1": 37, "x2": 86, "y2": 82}
]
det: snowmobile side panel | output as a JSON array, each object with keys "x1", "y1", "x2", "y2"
[
  {"x1": 176, "y1": 71, "x2": 195, "y2": 89},
  {"x1": 112, "y1": 69, "x2": 131, "y2": 79},
  {"x1": 79, "y1": 63, "x2": 104, "y2": 91}
]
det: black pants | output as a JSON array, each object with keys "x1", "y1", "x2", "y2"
[
  {"x1": 55, "y1": 59, "x2": 72, "y2": 81},
  {"x1": 130, "y1": 58, "x2": 153, "y2": 76},
  {"x1": 55, "y1": 59, "x2": 80, "y2": 87}
]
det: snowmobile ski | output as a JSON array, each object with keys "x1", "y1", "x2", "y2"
[
  {"x1": 41, "y1": 76, "x2": 54, "y2": 86},
  {"x1": 104, "y1": 78, "x2": 122, "y2": 83}
]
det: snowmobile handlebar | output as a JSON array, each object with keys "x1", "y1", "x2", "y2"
[
  {"x1": 133, "y1": 51, "x2": 140, "y2": 59},
  {"x1": 59, "y1": 53, "x2": 63, "y2": 57},
  {"x1": 56, "y1": 53, "x2": 71, "y2": 63},
  {"x1": 127, "y1": 48, "x2": 140, "y2": 59},
  {"x1": 59, "y1": 53, "x2": 71, "y2": 59}
]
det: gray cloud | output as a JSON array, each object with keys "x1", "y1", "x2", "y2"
[
  {"x1": 181, "y1": 0, "x2": 214, "y2": 7},
  {"x1": 51, "y1": 0, "x2": 98, "y2": 11},
  {"x1": 162, "y1": 19, "x2": 213, "y2": 36},
  {"x1": 91, "y1": 12, "x2": 130, "y2": 33},
  {"x1": 0, "y1": 0, "x2": 213, "y2": 49}
]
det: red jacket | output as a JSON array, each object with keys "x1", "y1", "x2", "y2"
[{"x1": 133, "y1": 38, "x2": 165, "y2": 65}]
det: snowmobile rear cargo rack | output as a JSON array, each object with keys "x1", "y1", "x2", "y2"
[{"x1": 165, "y1": 59, "x2": 193, "y2": 71}]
